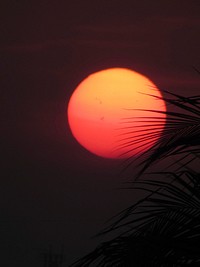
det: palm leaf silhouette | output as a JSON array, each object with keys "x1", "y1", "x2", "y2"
[
  {"x1": 71, "y1": 170, "x2": 200, "y2": 266},
  {"x1": 119, "y1": 91, "x2": 200, "y2": 176},
  {"x1": 71, "y1": 90, "x2": 200, "y2": 266}
]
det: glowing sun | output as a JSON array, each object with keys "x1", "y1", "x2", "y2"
[{"x1": 67, "y1": 68, "x2": 166, "y2": 159}]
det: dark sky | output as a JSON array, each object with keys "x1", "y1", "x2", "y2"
[{"x1": 1, "y1": 1, "x2": 200, "y2": 266}]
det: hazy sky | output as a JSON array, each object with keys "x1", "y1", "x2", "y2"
[{"x1": 1, "y1": 1, "x2": 200, "y2": 265}]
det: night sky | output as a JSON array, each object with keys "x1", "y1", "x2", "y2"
[{"x1": 1, "y1": 1, "x2": 200, "y2": 266}]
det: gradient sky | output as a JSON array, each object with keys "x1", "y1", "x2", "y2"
[{"x1": 1, "y1": 1, "x2": 200, "y2": 265}]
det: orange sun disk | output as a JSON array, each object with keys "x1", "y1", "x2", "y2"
[{"x1": 67, "y1": 68, "x2": 166, "y2": 159}]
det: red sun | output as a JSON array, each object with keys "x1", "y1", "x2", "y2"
[{"x1": 67, "y1": 68, "x2": 166, "y2": 159}]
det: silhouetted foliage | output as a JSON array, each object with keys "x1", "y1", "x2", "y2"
[
  {"x1": 71, "y1": 91, "x2": 200, "y2": 267},
  {"x1": 71, "y1": 170, "x2": 200, "y2": 266},
  {"x1": 119, "y1": 91, "x2": 200, "y2": 177}
]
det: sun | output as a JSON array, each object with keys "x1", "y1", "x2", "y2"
[{"x1": 67, "y1": 68, "x2": 166, "y2": 159}]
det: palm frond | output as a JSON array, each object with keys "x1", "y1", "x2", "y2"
[
  {"x1": 119, "y1": 91, "x2": 200, "y2": 177},
  {"x1": 71, "y1": 88, "x2": 200, "y2": 266},
  {"x1": 71, "y1": 170, "x2": 200, "y2": 266}
]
